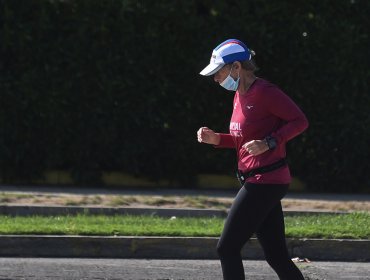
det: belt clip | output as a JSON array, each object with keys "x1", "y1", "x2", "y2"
[{"x1": 237, "y1": 170, "x2": 245, "y2": 181}]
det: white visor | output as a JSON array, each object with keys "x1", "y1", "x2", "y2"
[{"x1": 199, "y1": 62, "x2": 224, "y2": 76}]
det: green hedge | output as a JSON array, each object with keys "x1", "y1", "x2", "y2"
[{"x1": 0, "y1": 0, "x2": 369, "y2": 192}]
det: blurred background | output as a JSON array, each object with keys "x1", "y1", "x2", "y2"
[{"x1": 0, "y1": 0, "x2": 369, "y2": 193}]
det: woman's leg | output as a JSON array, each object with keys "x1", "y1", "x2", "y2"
[
  {"x1": 216, "y1": 183, "x2": 288, "y2": 280},
  {"x1": 256, "y1": 200, "x2": 305, "y2": 280}
]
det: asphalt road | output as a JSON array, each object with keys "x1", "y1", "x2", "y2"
[{"x1": 0, "y1": 258, "x2": 369, "y2": 280}]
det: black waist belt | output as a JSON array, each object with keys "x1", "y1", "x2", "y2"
[{"x1": 237, "y1": 158, "x2": 287, "y2": 182}]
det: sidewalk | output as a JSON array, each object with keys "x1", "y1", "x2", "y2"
[{"x1": 1, "y1": 184, "x2": 370, "y2": 201}]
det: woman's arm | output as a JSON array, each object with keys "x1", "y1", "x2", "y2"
[
  {"x1": 197, "y1": 127, "x2": 235, "y2": 148},
  {"x1": 214, "y1": 133, "x2": 235, "y2": 148},
  {"x1": 265, "y1": 88, "x2": 309, "y2": 144}
]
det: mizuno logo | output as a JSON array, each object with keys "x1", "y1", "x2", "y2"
[{"x1": 246, "y1": 105, "x2": 254, "y2": 109}]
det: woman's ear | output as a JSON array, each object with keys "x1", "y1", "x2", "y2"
[{"x1": 233, "y1": 61, "x2": 242, "y2": 70}]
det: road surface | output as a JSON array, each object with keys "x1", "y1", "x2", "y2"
[{"x1": 0, "y1": 258, "x2": 369, "y2": 280}]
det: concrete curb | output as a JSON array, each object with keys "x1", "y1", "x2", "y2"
[
  {"x1": 0, "y1": 205, "x2": 347, "y2": 217},
  {"x1": 0, "y1": 205, "x2": 228, "y2": 217},
  {"x1": 0, "y1": 235, "x2": 368, "y2": 261}
]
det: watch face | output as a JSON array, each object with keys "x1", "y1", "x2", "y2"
[
  {"x1": 267, "y1": 137, "x2": 277, "y2": 149},
  {"x1": 270, "y1": 139, "x2": 277, "y2": 149}
]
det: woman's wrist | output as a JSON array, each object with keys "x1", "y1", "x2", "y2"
[
  {"x1": 214, "y1": 133, "x2": 221, "y2": 145},
  {"x1": 264, "y1": 136, "x2": 277, "y2": 150}
]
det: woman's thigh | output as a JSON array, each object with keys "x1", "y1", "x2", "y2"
[
  {"x1": 218, "y1": 183, "x2": 288, "y2": 250},
  {"x1": 256, "y1": 201, "x2": 289, "y2": 257}
]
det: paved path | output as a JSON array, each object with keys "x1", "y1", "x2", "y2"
[
  {"x1": 1, "y1": 185, "x2": 370, "y2": 201},
  {"x1": 0, "y1": 258, "x2": 369, "y2": 280}
]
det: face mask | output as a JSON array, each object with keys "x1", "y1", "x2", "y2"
[{"x1": 220, "y1": 66, "x2": 240, "y2": 91}]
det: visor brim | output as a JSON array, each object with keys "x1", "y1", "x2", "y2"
[{"x1": 199, "y1": 63, "x2": 224, "y2": 76}]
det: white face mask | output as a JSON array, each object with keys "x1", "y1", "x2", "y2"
[{"x1": 220, "y1": 66, "x2": 240, "y2": 91}]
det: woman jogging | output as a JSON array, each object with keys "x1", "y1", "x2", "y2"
[{"x1": 197, "y1": 39, "x2": 308, "y2": 280}]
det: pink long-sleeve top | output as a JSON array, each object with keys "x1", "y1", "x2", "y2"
[{"x1": 216, "y1": 78, "x2": 309, "y2": 184}]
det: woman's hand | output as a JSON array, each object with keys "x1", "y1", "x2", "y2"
[
  {"x1": 197, "y1": 127, "x2": 220, "y2": 145},
  {"x1": 242, "y1": 140, "x2": 269, "y2": 156}
]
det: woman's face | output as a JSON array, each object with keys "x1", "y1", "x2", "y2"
[{"x1": 213, "y1": 63, "x2": 239, "y2": 84}]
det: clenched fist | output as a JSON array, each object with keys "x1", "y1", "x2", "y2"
[{"x1": 197, "y1": 127, "x2": 220, "y2": 145}]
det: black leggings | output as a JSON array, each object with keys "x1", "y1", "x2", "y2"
[{"x1": 217, "y1": 183, "x2": 304, "y2": 280}]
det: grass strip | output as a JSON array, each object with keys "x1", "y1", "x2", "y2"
[
  {"x1": 0, "y1": 212, "x2": 368, "y2": 239},
  {"x1": 285, "y1": 212, "x2": 370, "y2": 239}
]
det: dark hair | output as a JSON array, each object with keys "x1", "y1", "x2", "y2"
[
  {"x1": 239, "y1": 49, "x2": 259, "y2": 72},
  {"x1": 241, "y1": 59, "x2": 259, "y2": 72},
  {"x1": 227, "y1": 51, "x2": 259, "y2": 73}
]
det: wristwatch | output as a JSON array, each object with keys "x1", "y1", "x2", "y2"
[{"x1": 265, "y1": 136, "x2": 277, "y2": 150}]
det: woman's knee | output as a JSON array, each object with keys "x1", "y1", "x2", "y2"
[
  {"x1": 216, "y1": 240, "x2": 226, "y2": 257},
  {"x1": 264, "y1": 252, "x2": 290, "y2": 270},
  {"x1": 216, "y1": 239, "x2": 239, "y2": 258},
  {"x1": 264, "y1": 253, "x2": 280, "y2": 268}
]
